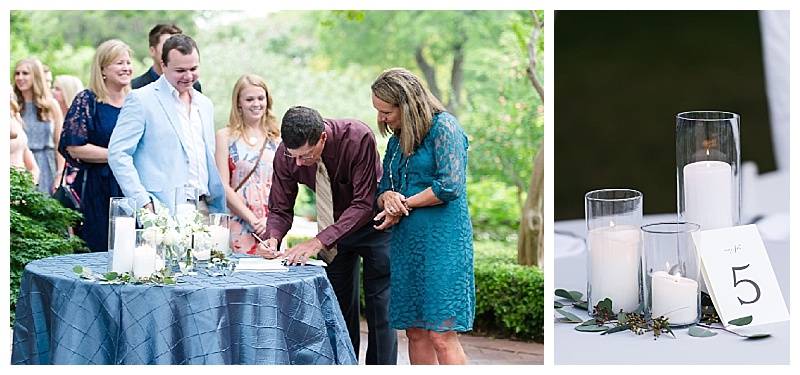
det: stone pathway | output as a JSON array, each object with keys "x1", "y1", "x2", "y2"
[{"x1": 357, "y1": 321, "x2": 544, "y2": 365}]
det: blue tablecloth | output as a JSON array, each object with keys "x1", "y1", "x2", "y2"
[{"x1": 11, "y1": 252, "x2": 357, "y2": 365}]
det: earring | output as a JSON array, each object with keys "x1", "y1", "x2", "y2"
[{"x1": 102, "y1": 75, "x2": 106, "y2": 80}]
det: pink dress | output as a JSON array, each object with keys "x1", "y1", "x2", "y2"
[{"x1": 228, "y1": 136, "x2": 279, "y2": 254}]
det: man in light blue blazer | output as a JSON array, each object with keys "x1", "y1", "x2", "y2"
[{"x1": 109, "y1": 34, "x2": 225, "y2": 216}]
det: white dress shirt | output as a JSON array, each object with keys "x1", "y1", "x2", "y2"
[{"x1": 168, "y1": 85, "x2": 209, "y2": 197}]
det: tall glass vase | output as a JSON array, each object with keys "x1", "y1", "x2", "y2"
[
  {"x1": 108, "y1": 197, "x2": 137, "y2": 274},
  {"x1": 175, "y1": 185, "x2": 199, "y2": 216},
  {"x1": 676, "y1": 111, "x2": 741, "y2": 232},
  {"x1": 584, "y1": 189, "x2": 643, "y2": 315}
]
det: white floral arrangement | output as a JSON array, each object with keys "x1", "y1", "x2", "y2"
[{"x1": 137, "y1": 202, "x2": 215, "y2": 267}]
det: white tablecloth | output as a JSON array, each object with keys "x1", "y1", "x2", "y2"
[{"x1": 554, "y1": 214, "x2": 790, "y2": 365}]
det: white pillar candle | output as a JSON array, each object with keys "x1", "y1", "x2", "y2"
[
  {"x1": 588, "y1": 224, "x2": 641, "y2": 313},
  {"x1": 210, "y1": 225, "x2": 230, "y2": 255},
  {"x1": 683, "y1": 160, "x2": 733, "y2": 231},
  {"x1": 651, "y1": 271, "x2": 699, "y2": 325},
  {"x1": 111, "y1": 217, "x2": 136, "y2": 274},
  {"x1": 132, "y1": 244, "x2": 157, "y2": 278}
]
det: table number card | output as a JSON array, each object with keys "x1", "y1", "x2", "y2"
[{"x1": 693, "y1": 224, "x2": 789, "y2": 327}]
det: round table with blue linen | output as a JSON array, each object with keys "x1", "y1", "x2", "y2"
[{"x1": 11, "y1": 252, "x2": 357, "y2": 365}]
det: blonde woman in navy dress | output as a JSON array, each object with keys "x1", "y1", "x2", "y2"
[{"x1": 58, "y1": 39, "x2": 133, "y2": 252}]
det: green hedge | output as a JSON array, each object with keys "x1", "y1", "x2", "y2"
[
  {"x1": 352, "y1": 238, "x2": 543, "y2": 342},
  {"x1": 10, "y1": 168, "x2": 87, "y2": 326},
  {"x1": 473, "y1": 240, "x2": 544, "y2": 342}
]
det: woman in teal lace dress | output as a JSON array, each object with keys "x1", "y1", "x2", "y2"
[{"x1": 372, "y1": 67, "x2": 475, "y2": 365}]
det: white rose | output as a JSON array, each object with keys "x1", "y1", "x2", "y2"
[{"x1": 164, "y1": 228, "x2": 182, "y2": 246}]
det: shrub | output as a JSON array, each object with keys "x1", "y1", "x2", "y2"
[
  {"x1": 473, "y1": 240, "x2": 544, "y2": 342},
  {"x1": 467, "y1": 178, "x2": 524, "y2": 241},
  {"x1": 9, "y1": 168, "x2": 87, "y2": 326}
]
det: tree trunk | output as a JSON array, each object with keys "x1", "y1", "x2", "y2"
[
  {"x1": 518, "y1": 141, "x2": 544, "y2": 266},
  {"x1": 415, "y1": 46, "x2": 444, "y2": 104},
  {"x1": 449, "y1": 42, "x2": 464, "y2": 116},
  {"x1": 517, "y1": 10, "x2": 545, "y2": 267}
]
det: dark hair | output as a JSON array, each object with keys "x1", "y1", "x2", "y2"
[
  {"x1": 148, "y1": 24, "x2": 183, "y2": 47},
  {"x1": 280, "y1": 106, "x2": 325, "y2": 149},
  {"x1": 161, "y1": 34, "x2": 198, "y2": 66}
]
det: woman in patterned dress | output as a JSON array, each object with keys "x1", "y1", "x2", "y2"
[
  {"x1": 13, "y1": 57, "x2": 64, "y2": 194},
  {"x1": 58, "y1": 39, "x2": 133, "y2": 252},
  {"x1": 214, "y1": 74, "x2": 280, "y2": 255},
  {"x1": 372, "y1": 67, "x2": 475, "y2": 365}
]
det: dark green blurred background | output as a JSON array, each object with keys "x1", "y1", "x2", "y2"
[{"x1": 554, "y1": 10, "x2": 776, "y2": 221}]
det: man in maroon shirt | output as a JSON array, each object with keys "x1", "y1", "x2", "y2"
[{"x1": 260, "y1": 106, "x2": 397, "y2": 365}]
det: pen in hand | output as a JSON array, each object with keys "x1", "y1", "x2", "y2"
[{"x1": 252, "y1": 232, "x2": 280, "y2": 254}]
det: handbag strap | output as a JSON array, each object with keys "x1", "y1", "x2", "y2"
[
  {"x1": 59, "y1": 164, "x2": 68, "y2": 185},
  {"x1": 234, "y1": 136, "x2": 269, "y2": 192}
]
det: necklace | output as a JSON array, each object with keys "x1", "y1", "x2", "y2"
[
  {"x1": 388, "y1": 142, "x2": 410, "y2": 192},
  {"x1": 242, "y1": 126, "x2": 262, "y2": 146}
]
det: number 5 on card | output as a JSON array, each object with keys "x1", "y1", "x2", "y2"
[{"x1": 693, "y1": 224, "x2": 789, "y2": 327}]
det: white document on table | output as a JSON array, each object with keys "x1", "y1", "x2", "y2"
[{"x1": 235, "y1": 258, "x2": 289, "y2": 272}]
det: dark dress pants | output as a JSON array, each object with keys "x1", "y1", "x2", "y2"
[{"x1": 326, "y1": 221, "x2": 397, "y2": 365}]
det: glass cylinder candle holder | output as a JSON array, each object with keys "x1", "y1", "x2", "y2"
[
  {"x1": 676, "y1": 111, "x2": 741, "y2": 232},
  {"x1": 642, "y1": 222, "x2": 701, "y2": 328},
  {"x1": 132, "y1": 229, "x2": 158, "y2": 280},
  {"x1": 140, "y1": 226, "x2": 167, "y2": 274},
  {"x1": 585, "y1": 189, "x2": 643, "y2": 316},
  {"x1": 174, "y1": 185, "x2": 199, "y2": 216},
  {"x1": 108, "y1": 197, "x2": 137, "y2": 274},
  {"x1": 191, "y1": 231, "x2": 213, "y2": 267},
  {"x1": 209, "y1": 213, "x2": 231, "y2": 256}
]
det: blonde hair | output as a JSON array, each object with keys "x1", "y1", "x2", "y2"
[
  {"x1": 226, "y1": 74, "x2": 280, "y2": 142},
  {"x1": 10, "y1": 88, "x2": 24, "y2": 127},
  {"x1": 53, "y1": 75, "x2": 84, "y2": 109},
  {"x1": 370, "y1": 67, "x2": 445, "y2": 156},
  {"x1": 89, "y1": 39, "x2": 133, "y2": 103},
  {"x1": 13, "y1": 57, "x2": 57, "y2": 122}
]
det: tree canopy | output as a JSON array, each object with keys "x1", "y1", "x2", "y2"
[{"x1": 9, "y1": 9, "x2": 544, "y2": 242}]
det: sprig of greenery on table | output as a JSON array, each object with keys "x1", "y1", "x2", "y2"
[
  {"x1": 554, "y1": 288, "x2": 770, "y2": 340},
  {"x1": 73, "y1": 265, "x2": 180, "y2": 285},
  {"x1": 72, "y1": 250, "x2": 235, "y2": 285}
]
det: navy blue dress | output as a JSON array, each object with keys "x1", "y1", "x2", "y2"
[{"x1": 58, "y1": 90, "x2": 124, "y2": 252}]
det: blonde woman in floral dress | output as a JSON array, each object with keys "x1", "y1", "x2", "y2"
[{"x1": 215, "y1": 74, "x2": 280, "y2": 254}]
